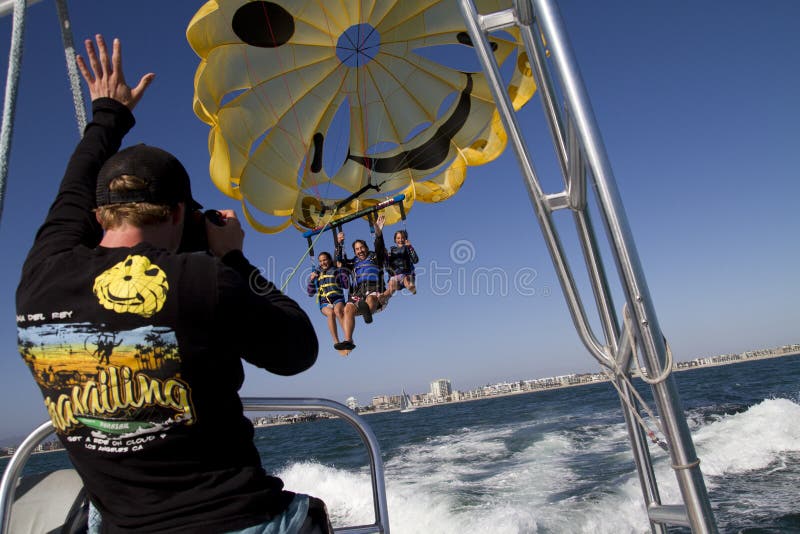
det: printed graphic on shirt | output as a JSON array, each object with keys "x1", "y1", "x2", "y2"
[
  {"x1": 18, "y1": 322, "x2": 194, "y2": 451},
  {"x1": 93, "y1": 255, "x2": 169, "y2": 318}
]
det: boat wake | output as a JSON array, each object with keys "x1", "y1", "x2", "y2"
[{"x1": 275, "y1": 397, "x2": 800, "y2": 533}]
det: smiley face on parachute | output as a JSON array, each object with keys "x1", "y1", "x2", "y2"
[{"x1": 187, "y1": 0, "x2": 535, "y2": 233}]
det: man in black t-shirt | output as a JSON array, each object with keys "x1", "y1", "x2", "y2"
[{"x1": 16, "y1": 35, "x2": 330, "y2": 534}]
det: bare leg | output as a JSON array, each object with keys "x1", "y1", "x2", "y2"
[
  {"x1": 404, "y1": 276, "x2": 416, "y2": 295},
  {"x1": 366, "y1": 294, "x2": 379, "y2": 313},
  {"x1": 321, "y1": 306, "x2": 339, "y2": 344},
  {"x1": 333, "y1": 303, "x2": 348, "y2": 339},
  {"x1": 343, "y1": 302, "x2": 356, "y2": 343},
  {"x1": 383, "y1": 277, "x2": 399, "y2": 299}
]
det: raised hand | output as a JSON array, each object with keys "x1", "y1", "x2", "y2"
[{"x1": 75, "y1": 34, "x2": 154, "y2": 110}]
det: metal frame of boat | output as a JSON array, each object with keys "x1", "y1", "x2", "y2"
[
  {"x1": 456, "y1": 0, "x2": 717, "y2": 532},
  {"x1": 0, "y1": 0, "x2": 718, "y2": 532},
  {"x1": 0, "y1": 399, "x2": 390, "y2": 534}
]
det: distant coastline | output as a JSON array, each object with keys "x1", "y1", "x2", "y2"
[
  {"x1": 253, "y1": 346, "x2": 800, "y2": 425},
  {"x1": 361, "y1": 350, "x2": 800, "y2": 417},
  {"x1": 3, "y1": 346, "x2": 798, "y2": 453}
]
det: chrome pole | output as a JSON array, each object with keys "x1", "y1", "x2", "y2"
[
  {"x1": 457, "y1": 0, "x2": 609, "y2": 365},
  {"x1": 529, "y1": 0, "x2": 716, "y2": 530},
  {"x1": 242, "y1": 398, "x2": 389, "y2": 534},
  {"x1": 0, "y1": 421, "x2": 53, "y2": 534}
]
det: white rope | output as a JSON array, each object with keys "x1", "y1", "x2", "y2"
[
  {"x1": 0, "y1": 0, "x2": 27, "y2": 224},
  {"x1": 603, "y1": 368, "x2": 668, "y2": 451},
  {"x1": 55, "y1": 0, "x2": 86, "y2": 134}
]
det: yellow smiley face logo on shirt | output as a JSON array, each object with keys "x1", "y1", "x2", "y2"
[{"x1": 93, "y1": 255, "x2": 169, "y2": 317}]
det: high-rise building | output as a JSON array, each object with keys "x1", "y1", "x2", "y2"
[{"x1": 430, "y1": 379, "x2": 452, "y2": 400}]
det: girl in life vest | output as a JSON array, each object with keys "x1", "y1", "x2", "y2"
[
  {"x1": 385, "y1": 229, "x2": 419, "y2": 296},
  {"x1": 307, "y1": 252, "x2": 353, "y2": 352}
]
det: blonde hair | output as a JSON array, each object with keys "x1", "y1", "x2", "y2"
[{"x1": 95, "y1": 175, "x2": 175, "y2": 229}]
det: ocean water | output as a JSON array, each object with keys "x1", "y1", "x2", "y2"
[{"x1": 4, "y1": 354, "x2": 799, "y2": 533}]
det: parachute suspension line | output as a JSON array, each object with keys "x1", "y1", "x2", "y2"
[
  {"x1": 367, "y1": 211, "x2": 376, "y2": 240},
  {"x1": 0, "y1": 0, "x2": 27, "y2": 226},
  {"x1": 398, "y1": 198, "x2": 408, "y2": 235},
  {"x1": 330, "y1": 224, "x2": 342, "y2": 252},
  {"x1": 55, "y1": 0, "x2": 86, "y2": 135},
  {"x1": 279, "y1": 208, "x2": 341, "y2": 293}
]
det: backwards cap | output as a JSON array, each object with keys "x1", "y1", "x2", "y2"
[{"x1": 96, "y1": 144, "x2": 202, "y2": 210}]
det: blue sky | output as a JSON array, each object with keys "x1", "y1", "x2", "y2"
[{"x1": 0, "y1": 1, "x2": 798, "y2": 440}]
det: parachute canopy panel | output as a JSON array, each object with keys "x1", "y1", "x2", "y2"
[{"x1": 187, "y1": 0, "x2": 536, "y2": 233}]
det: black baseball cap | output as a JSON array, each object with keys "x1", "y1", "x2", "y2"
[{"x1": 96, "y1": 144, "x2": 202, "y2": 210}]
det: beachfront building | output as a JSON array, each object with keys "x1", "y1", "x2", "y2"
[
  {"x1": 345, "y1": 396, "x2": 358, "y2": 411},
  {"x1": 371, "y1": 395, "x2": 393, "y2": 410},
  {"x1": 430, "y1": 379, "x2": 452, "y2": 401}
]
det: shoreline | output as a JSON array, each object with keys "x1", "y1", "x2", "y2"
[
  {"x1": 360, "y1": 351, "x2": 800, "y2": 417},
  {"x1": 4, "y1": 351, "x2": 798, "y2": 448},
  {"x1": 0, "y1": 446, "x2": 64, "y2": 460}
]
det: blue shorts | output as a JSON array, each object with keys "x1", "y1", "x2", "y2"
[
  {"x1": 225, "y1": 494, "x2": 309, "y2": 533},
  {"x1": 90, "y1": 494, "x2": 322, "y2": 534},
  {"x1": 319, "y1": 295, "x2": 345, "y2": 310}
]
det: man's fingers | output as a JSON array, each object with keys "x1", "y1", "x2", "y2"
[
  {"x1": 112, "y1": 38, "x2": 122, "y2": 77},
  {"x1": 84, "y1": 38, "x2": 101, "y2": 78},
  {"x1": 131, "y1": 73, "x2": 156, "y2": 104},
  {"x1": 95, "y1": 34, "x2": 112, "y2": 76},
  {"x1": 75, "y1": 55, "x2": 93, "y2": 84}
]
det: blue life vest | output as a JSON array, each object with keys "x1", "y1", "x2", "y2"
[{"x1": 353, "y1": 255, "x2": 380, "y2": 285}]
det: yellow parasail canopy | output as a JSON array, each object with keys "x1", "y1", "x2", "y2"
[{"x1": 187, "y1": 0, "x2": 536, "y2": 233}]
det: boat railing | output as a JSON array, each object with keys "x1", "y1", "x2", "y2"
[
  {"x1": 0, "y1": 398, "x2": 390, "y2": 534},
  {"x1": 456, "y1": 0, "x2": 718, "y2": 532}
]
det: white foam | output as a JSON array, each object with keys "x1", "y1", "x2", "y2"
[
  {"x1": 692, "y1": 397, "x2": 800, "y2": 477},
  {"x1": 274, "y1": 398, "x2": 800, "y2": 533},
  {"x1": 276, "y1": 420, "x2": 655, "y2": 533}
]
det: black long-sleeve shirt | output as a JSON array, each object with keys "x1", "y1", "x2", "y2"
[{"x1": 16, "y1": 98, "x2": 318, "y2": 533}]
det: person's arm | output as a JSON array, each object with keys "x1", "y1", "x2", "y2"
[
  {"x1": 209, "y1": 211, "x2": 318, "y2": 375},
  {"x1": 307, "y1": 272, "x2": 319, "y2": 297},
  {"x1": 336, "y1": 268, "x2": 350, "y2": 290},
  {"x1": 334, "y1": 231, "x2": 346, "y2": 263},
  {"x1": 373, "y1": 215, "x2": 387, "y2": 266},
  {"x1": 23, "y1": 99, "x2": 133, "y2": 269},
  {"x1": 220, "y1": 251, "x2": 318, "y2": 375},
  {"x1": 23, "y1": 36, "x2": 153, "y2": 270},
  {"x1": 373, "y1": 233, "x2": 386, "y2": 267},
  {"x1": 407, "y1": 243, "x2": 419, "y2": 264},
  {"x1": 334, "y1": 231, "x2": 355, "y2": 271}
]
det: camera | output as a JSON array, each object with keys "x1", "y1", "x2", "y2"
[{"x1": 178, "y1": 209, "x2": 224, "y2": 253}]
